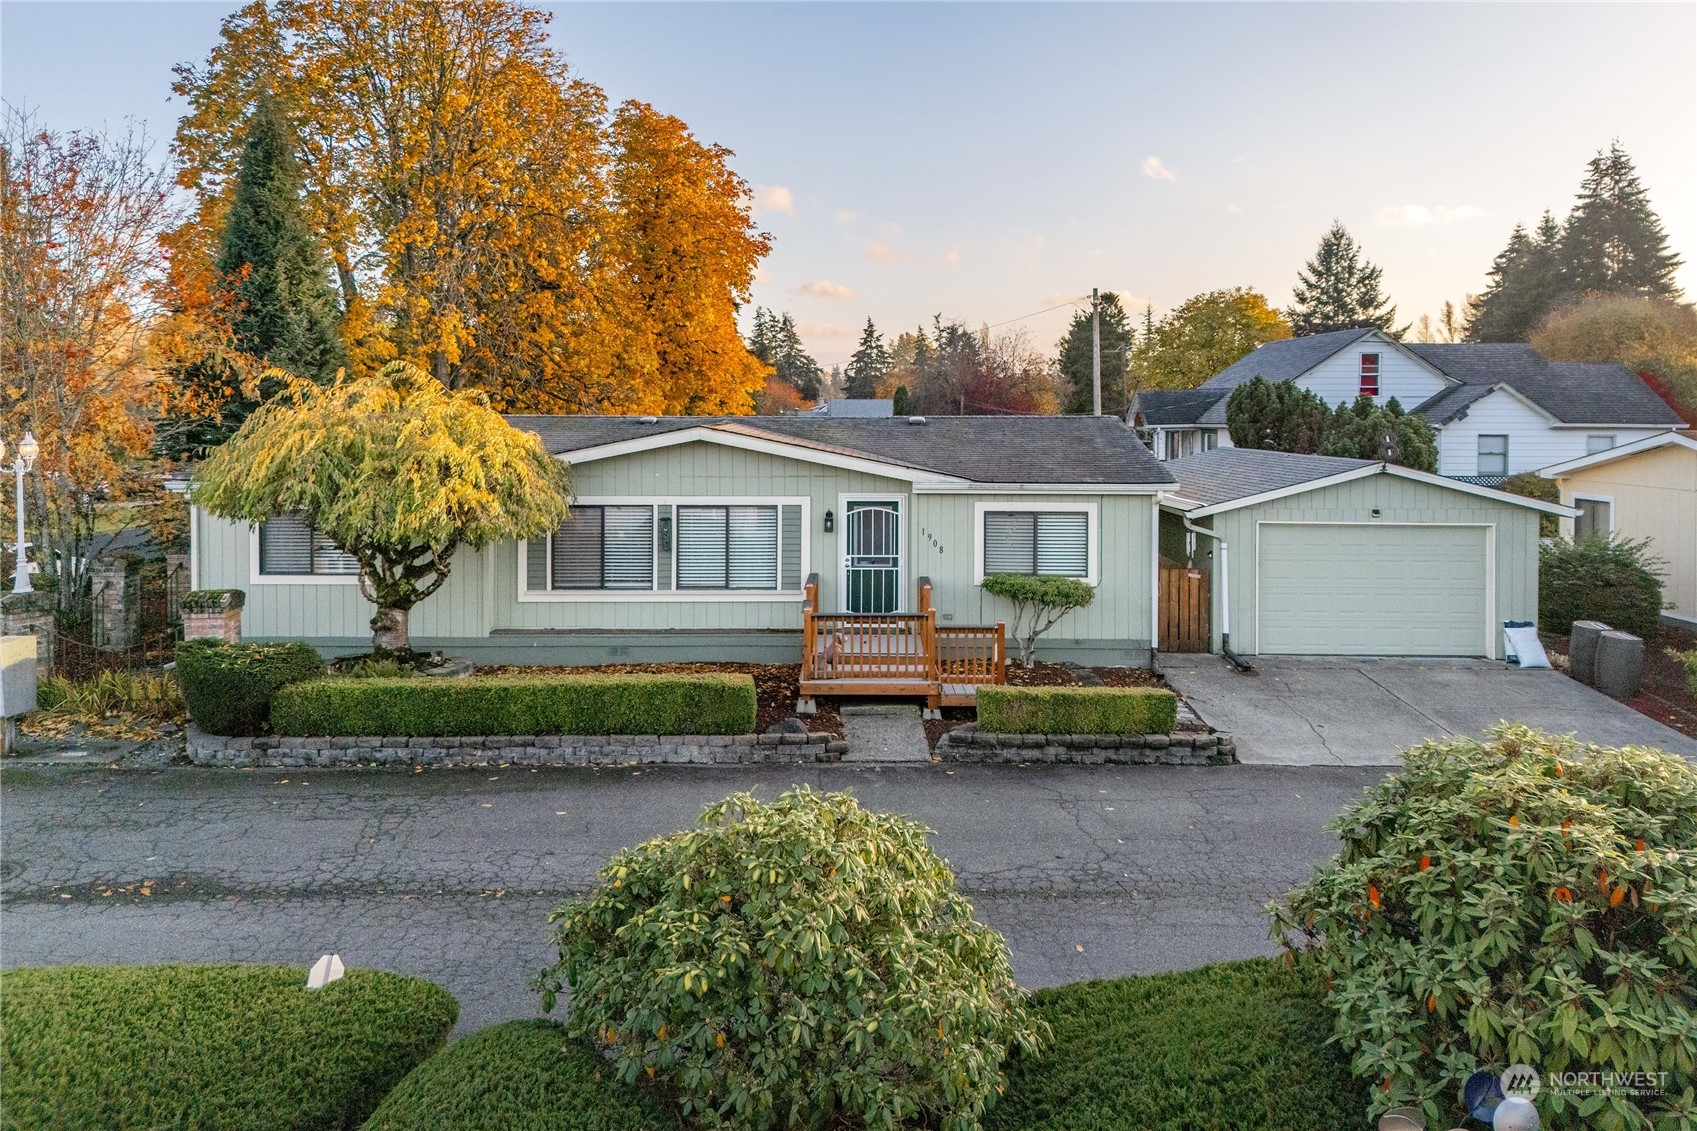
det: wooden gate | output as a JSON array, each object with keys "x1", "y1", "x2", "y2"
[{"x1": 1159, "y1": 563, "x2": 1211, "y2": 653}]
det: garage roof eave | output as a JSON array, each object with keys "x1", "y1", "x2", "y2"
[{"x1": 1179, "y1": 462, "x2": 1581, "y2": 518}]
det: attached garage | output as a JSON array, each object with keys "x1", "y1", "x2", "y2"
[{"x1": 1160, "y1": 450, "x2": 1572, "y2": 660}]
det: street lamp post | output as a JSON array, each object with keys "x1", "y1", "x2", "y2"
[{"x1": 4, "y1": 432, "x2": 39, "y2": 595}]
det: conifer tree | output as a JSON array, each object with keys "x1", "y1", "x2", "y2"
[
  {"x1": 216, "y1": 95, "x2": 345, "y2": 386},
  {"x1": 1467, "y1": 215, "x2": 1565, "y2": 342},
  {"x1": 844, "y1": 318, "x2": 891, "y2": 398},
  {"x1": 1561, "y1": 140, "x2": 1683, "y2": 300},
  {"x1": 1055, "y1": 292, "x2": 1133, "y2": 415},
  {"x1": 1285, "y1": 222, "x2": 1400, "y2": 337}
]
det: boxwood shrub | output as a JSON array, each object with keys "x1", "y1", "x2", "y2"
[
  {"x1": 984, "y1": 959, "x2": 1366, "y2": 1131},
  {"x1": 362, "y1": 1021, "x2": 674, "y2": 1131},
  {"x1": 176, "y1": 638, "x2": 325, "y2": 736},
  {"x1": 0, "y1": 964, "x2": 457, "y2": 1131},
  {"x1": 536, "y1": 787, "x2": 1047, "y2": 1131},
  {"x1": 270, "y1": 673, "x2": 757, "y2": 737},
  {"x1": 976, "y1": 685, "x2": 1177, "y2": 734},
  {"x1": 1270, "y1": 725, "x2": 1697, "y2": 1130}
]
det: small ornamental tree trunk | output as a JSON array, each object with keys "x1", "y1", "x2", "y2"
[{"x1": 980, "y1": 574, "x2": 1096, "y2": 667}]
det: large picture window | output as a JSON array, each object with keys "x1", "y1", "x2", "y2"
[
  {"x1": 257, "y1": 515, "x2": 360, "y2": 576},
  {"x1": 524, "y1": 500, "x2": 803, "y2": 596},
  {"x1": 982, "y1": 510, "x2": 1089, "y2": 578}
]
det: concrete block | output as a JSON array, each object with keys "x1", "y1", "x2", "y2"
[
  {"x1": 1568, "y1": 621, "x2": 1610, "y2": 686},
  {"x1": 1595, "y1": 631, "x2": 1644, "y2": 699}
]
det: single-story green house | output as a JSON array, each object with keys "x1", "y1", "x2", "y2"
[
  {"x1": 190, "y1": 415, "x2": 1175, "y2": 669},
  {"x1": 188, "y1": 418, "x2": 1574, "y2": 675},
  {"x1": 1157, "y1": 448, "x2": 1575, "y2": 659}
]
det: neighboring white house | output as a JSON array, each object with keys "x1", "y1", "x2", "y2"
[{"x1": 1129, "y1": 329, "x2": 1688, "y2": 483}]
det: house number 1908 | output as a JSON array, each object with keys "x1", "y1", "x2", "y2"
[{"x1": 919, "y1": 527, "x2": 945, "y2": 555}]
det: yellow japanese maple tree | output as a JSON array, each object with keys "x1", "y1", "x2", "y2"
[{"x1": 191, "y1": 361, "x2": 573, "y2": 652}]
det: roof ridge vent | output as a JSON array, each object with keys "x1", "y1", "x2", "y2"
[
  {"x1": 907, "y1": 415, "x2": 927, "y2": 425},
  {"x1": 638, "y1": 415, "x2": 659, "y2": 424}
]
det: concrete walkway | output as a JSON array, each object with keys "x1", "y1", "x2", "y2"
[
  {"x1": 838, "y1": 704, "x2": 932, "y2": 763},
  {"x1": 1165, "y1": 655, "x2": 1697, "y2": 766}
]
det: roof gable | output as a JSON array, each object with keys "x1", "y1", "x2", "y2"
[
  {"x1": 1406, "y1": 344, "x2": 1686, "y2": 427},
  {"x1": 1538, "y1": 430, "x2": 1697, "y2": 477}
]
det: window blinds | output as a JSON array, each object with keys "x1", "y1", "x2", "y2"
[
  {"x1": 677, "y1": 505, "x2": 780, "y2": 590},
  {"x1": 258, "y1": 515, "x2": 358, "y2": 575},
  {"x1": 983, "y1": 511, "x2": 1088, "y2": 578}
]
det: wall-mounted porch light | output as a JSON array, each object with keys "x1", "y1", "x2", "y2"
[{"x1": 823, "y1": 509, "x2": 834, "y2": 533}]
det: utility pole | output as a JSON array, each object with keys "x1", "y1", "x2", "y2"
[{"x1": 1091, "y1": 287, "x2": 1101, "y2": 416}]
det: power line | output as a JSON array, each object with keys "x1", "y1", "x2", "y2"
[{"x1": 983, "y1": 298, "x2": 1088, "y2": 331}]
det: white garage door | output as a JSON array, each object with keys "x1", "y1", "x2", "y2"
[{"x1": 1257, "y1": 524, "x2": 1489, "y2": 656}]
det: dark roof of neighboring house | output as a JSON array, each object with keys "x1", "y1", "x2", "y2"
[
  {"x1": 1132, "y1": 387, "x2": 1231, "y2": 427},
  {"x1": 1405, "y1": 344, "x2": 1686, "y2": 426},
  {"x1": 1163, "y1": 448, "x2": 1375, "y2": 508},
  {"x1": 504, "y1": 414, "x2": 1176, "y2": 486},
  {"x1": 1192, "y1": 328, "x2": 1378, "y2": 424},
  {"x1": 811, "y1": 398, "x2": 895, "y2": 418},
  {"x1": 1128, "y1": 334, "x2": 1686, "y2": 430}
]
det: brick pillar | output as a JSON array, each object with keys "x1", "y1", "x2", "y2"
[
  {"x1": 181, "y1": 589, "x2": 245, "y2": 644},
  {"x1": 0, "y1": 592, "x2": 55, "y2": 674},
  {"x1": 91, "y1": 559, "x2": 141, "y2": 652}
]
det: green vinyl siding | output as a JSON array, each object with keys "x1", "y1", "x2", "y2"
[
  {"x1": 194, "y1": 439, "x2": 1160, "y2": 663},
  {"x1": 1196, "y1": 474, "x2": 1539, "y2": 659}
]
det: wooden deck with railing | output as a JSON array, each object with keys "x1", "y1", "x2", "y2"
[{"x1": 799, "y1": 575, "x2": 1006, "y2": 711}]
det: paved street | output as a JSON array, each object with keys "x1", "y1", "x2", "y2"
[{"x1": 0, "y1": 760, "x2": 1383, "y2": 1033}]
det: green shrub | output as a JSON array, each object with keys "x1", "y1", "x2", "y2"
[
  {"x1": 1500, "y1": 471, "x2": 1561, "y2": 537},
  {"x1": 330, "y1": 656, "x2": 417, "y2": 679},
  {"x1": 270, "y1": 672, "x2": 755, "y2": 736},
  {"x1": 984, "y1": 959, "x2": 1366, "y2": 1131},
  {"x1": 1270, "y1": 726, "x2": 1697, "y2": 1130},
  {"x1": 1670, "y1": 647, "x2": 1697, "y2": 698},
  {"x1": 976, "y1": 685, "x2": 1177, "y2": 734},
  {"x1": 362, "y1": 1021, "x2": 673, "y2": 1131},
  {"x1": 0, "y1": 964, "x2": 457, "y2": 1131},
  {"x1": 33, "y1": 671, "x2": 184, "y2": 724},
  {"x1": 536, "y1": 787, "x2": 1046, "y2": 1131},
  {"x1": 1540, "y1": 534, "x2": 1666, "y2": 642},
  {"x1": 176, "y1": 639, "x2": 324, "y2": 736},
  {"x1": 980, "y1": 573, "x2": 1096, "y2": 667}
]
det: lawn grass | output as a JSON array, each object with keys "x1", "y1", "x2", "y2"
[
  {"x1": 983, "y1": 958, "x2": 1367, "y2": 1131},
  {"x1": 358, "y1": 959, "x2": 1365, "y2": 1131},
  {"x1": 0, "y1": 964, "x2": 458, "y2": 1131},
  {"x1": 361, "y1": 1020, "x2": 674, "y2": 1131}
]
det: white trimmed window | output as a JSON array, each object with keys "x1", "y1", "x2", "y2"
[
  {"x1": 982, "y1": 511, "x2": 1089, "y2": 578},
  {"x1": 525, "y1": 502, "x2": 803, "y2": 594},
  {"x1": 257, "y1": 515, "x2": 359, "y2": 576},
  {"x1": 1476, "y1": 434, "x2": 1509, "y2": 477},
  {"x1": 1586, "y1": 434, "x2": 1616, "y2": 455}
]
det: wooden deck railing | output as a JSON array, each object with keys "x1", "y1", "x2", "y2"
[{"x1": 801, "y1": 574, "x2": 1005, "y2": 703}]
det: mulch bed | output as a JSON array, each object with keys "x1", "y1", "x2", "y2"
[
  {"x1": 474, "y1": 662, "x2": 842, "y2": 736},
  {"x1": 1542, "y1": 626, "x2": 1697, "y2": 741}
]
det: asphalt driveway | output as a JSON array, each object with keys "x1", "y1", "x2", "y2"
[{"x1": 1164, "y1": 655, "x2": 1697, "y2": 766}]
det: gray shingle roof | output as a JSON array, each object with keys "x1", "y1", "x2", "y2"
[
  {"x1": 1405, "y1": 345, "x2": 1685, "y2": 426},
  {"x1": 1131, "y1": 388, "x2": 1230, "y2": 427},
  {"x1": 1164, "y1": 448, "x2": 1376, "y2": 508},
  {"x1": 503, "y1": 414, "x2": 1176, "y2": 486}
]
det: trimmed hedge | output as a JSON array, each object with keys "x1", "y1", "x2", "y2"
[
  {"x1": 983, "y1": 959, "x2": 1366, "y2": 1131},
  {"x1": 977, "y1": 685, "x2": 1177, "y2": 735},
  {"x1": 362, "y1": 1021, "x2": 674, "y2": 1131},
  {"x1": 365, "y1": 962, "x2": 1359, "y2": 1131},
  {"x1": 0, "y1": 964, "x2": 458, "y2": 1131},
  {"x1": 176, "y1": 639, "x2": 325, "y2": 736},
  {"x1": 270, "y1": 673, "x2": 757, "y2": 737}
]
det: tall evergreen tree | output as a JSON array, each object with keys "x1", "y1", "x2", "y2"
[
  {"x1": 216, "y1": 95, "x2": 345, "y2": 385},
  {"x1": 745, "y1": 307, "x2": 823, "y2": 400},
  {"x1": 1561, "y1": 140, "x2": 1684, "y2": 300},
  {"x1": 1285, "y1": 222, "x2": 1400, "y2": 337},
  {"x1": 844, "y1": 318, "x2": 891, "y2": 398},
  {"x1": 1055, "y1": 292, "x2": 1133, "y2": 415},
  {"x1": 1467, "y1": 215, "x2": 1565, "y2": 342}
]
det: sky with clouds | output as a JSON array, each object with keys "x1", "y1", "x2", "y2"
[{"x1": 4, "y1": 2, "x2": 1693, "y2": 367}]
